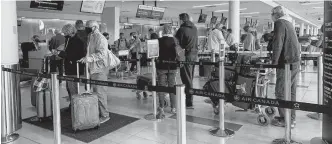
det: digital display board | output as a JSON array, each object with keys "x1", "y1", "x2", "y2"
[
  {"x1": 136, "y1": 5, "x2": 165, "y2": 20},
  {"x1": 80, "y1": 0, "x2": 105, "y2": 14}
]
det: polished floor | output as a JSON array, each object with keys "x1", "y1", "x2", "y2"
[{"x1": 12, "y1": 63, "x2": 322, "y2": 144}]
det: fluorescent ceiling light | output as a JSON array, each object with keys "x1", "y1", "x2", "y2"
[
  {"x1": 242, "y1": 16, "x2": 252, "y2": 18},
  {"x1": 240, "y1": 12, "x2": 260, "y2": 15},
  {"x1": 193, "y1": 3, "x2": 228, "y2": 8},
  {"x1": 313, "y1": 7, "x2": 324, "y2": 9},
  {"x1": 301, "y1": 2, "x2": 323, "y2": 5},
  {"x1": 215, "y1": 8, "x2": 247, "y2": 12}
]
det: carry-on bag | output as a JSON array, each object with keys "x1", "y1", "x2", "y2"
[
  {"x1": 31, "y1": 57, "x2": 50, "y2": 106},
  {"x1": 232, "y1": 75, "x2": 256, "y2": 110},
  {"x1": 203, "y1": 79, "x2": 234, "y2": 107},
  {"x1": 71, "y1": 62, "x2": 100, "y2": 132},
  {"x1": 199, "y1": 58, "x2": 210, "y2": 77}
]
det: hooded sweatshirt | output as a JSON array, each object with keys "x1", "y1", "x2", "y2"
[
  {"x1": 175, "y1": 21, "x2": 198, "y2": 54},
  {"x1": 271, "y1": 15, "x2": 300, "y2": 67}
]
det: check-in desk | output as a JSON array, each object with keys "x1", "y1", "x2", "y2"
[{"x1": 28, "y1": 43, "x2": 51, "y2": 71}]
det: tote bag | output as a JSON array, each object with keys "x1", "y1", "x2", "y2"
[{"x1": 108, "y1": 50, "x2": 121, "y2": 69}]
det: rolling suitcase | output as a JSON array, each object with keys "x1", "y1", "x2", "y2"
[
  {"x1": 71, "y1": 62, "x2": 100, "y2": 132},
  {"x1": 199, "y1": 58, "x2": 209, "y2": 77},
  {"x1": 36, "y1": 89, "x2": 53, "y2": 121},
  {"x1": 31, "y1": 57, "x2": 50, "y2": 107}
]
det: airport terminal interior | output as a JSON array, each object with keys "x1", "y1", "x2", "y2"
[{"x1": 1, "y1": 0, "x2": 332, "y2": 144}]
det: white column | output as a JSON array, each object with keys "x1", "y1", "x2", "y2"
[
  {"x1": 292, "y1": 19, "x2": 296, "y2": 29},
  {"x1": 228, "y1": 0, "x2": 240, "y2": 44},
  {"x1": 101, "y1": 7, "x2": 120, "y2": 44},
  {"x1": 1, "y1": 1, "x2": 19, "y2": 65},
  {"x1": 300, "y1": 23, "x2": 305, "y2": 36},
  {"x1": 306, "y1": 25, "x2": 310, "y2": 35}
]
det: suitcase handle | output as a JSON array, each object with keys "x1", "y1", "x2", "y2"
[{"x1": 77, "y1": 62, "x2": 80, "y2": 94}]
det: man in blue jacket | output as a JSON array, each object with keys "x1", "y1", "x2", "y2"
[
  {"x1": 270, "y1": 6, "x2": 300, "y2": 128},
  {"x1": 175, "y1": 13, "x2": 198, "y2": 109}
]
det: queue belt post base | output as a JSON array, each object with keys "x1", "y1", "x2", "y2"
[
  {"x1": 209, "y1": 128, "x2": 235, "y2": 137},
  {"x1": 307, "y1": 113, "x2": 322, "y2": 120},
  {"x1": 1, "y1": 133, "x2": 19, "y2": 144},
  {"x1": 272, "y1": 139, "x2": 302, "y2": 144},
  {"x1": 144, "y1": 113, "x2": 162, "y2": 121},
  {"x1": 310, "y1": 137, "x2": 328, "y2": 144}
]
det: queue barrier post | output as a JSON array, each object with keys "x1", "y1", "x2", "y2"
[
  {"x1": 307, "y1": 55, "x2": 323, "y2": 120},
  {"x1": 144, "y1": 58, "x2": 159, "y2": 121},
  {"x1": 51, "y1": 73, "x2": 61, "y2": 144},
  {"x1": 176, "y1": 85, "x2": 186, "y2": 144},
  {"x1": 209, "y1": 44, "x2": 235, "y2": 138},
  {"x1": 137, "y1": 52, "x2": 141, "y2": 75}
]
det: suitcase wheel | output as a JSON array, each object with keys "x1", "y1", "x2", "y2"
[
  {"x1": 257, "y1": 114, "x2": 270, "y2": 126},
  {"x1": 265, "y1": 107, "x2": 276, "y2": 117},
  {"x1": 136, "y1": 92, "x2": 142, "y2": 100},
  {"x1": 143, "y1": 92, "x2": 148, "y2": 100}
]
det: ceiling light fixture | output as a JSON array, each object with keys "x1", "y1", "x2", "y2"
[
  {"x1": 215, "y1": 8, "x2": 247, "y2": 12},
  {"x1": 193, "y1": 3, "x2": 228, "y2": 8},
  {"x1": 301, "y1": 2, "x2": 323, "y2": 5},
  {"x1": 240, "y1": 12, "x2": 260, "y2": 15},
  {"x1": 312, "y1": 7, "x2": 324, "y2": 9},
  {"x1": 242, "y1": 16, "x2": 252, "y2": 18}
]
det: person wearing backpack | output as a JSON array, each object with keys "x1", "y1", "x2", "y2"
[{"x1": 155, "y1": 24, "x2": 181, "y2": 119}]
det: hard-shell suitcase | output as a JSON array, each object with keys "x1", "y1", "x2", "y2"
[
  {"x1": 31, "y1": 57, "x2": 50, "y2": 107},
  {"x1": 71, "y1": 62, "x2": 100, "y2": 132},
  {"x1": 36, "y1": 89, "x2": 53, "y2": 120},
  {"x1": 232, "y1": 75, "x2": 256, "y2": 110}
]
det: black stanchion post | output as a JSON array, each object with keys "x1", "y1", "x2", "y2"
[
  {"x1": 51, "y1": 73, "x2": 61, "y2": 144},
  {"x1": 307, "y1": 55, "x2": 323, "y2": 120},
  {"x1": 137, "y1": 51, "x2": 141, "y2": 75},
  {"x1": 176, "y1": 85, "x2": 186, "y2": 144},
  {"x1": 209, "y1": 44, "x2": 235, "y2": 138}
]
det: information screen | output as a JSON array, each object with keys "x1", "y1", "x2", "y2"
[
  {"x1": 322, "y1": 1, "x2": 332, "y2": 143},
  {"x1": 136, "y1": 5, "x2": 165, "y2": 20},
  {"x1": 30, "y1": 0, "x2": 64, "y2": 11},
  {"x1": 147, "y1": 40, "x2": 159, "y2": 58},
  {"x1": 80, "y1": 0, "x2": 105, "y2": 14}
]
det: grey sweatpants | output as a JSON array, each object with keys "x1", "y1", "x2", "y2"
[
  {"x1": 275, "y1": 62, "x2": 300, "y2": 121},
  {"x1": 91, "y1": 70, "x2": 109, "y2": 118},
  {"x1": 157, "y1": 69, "x2": 177, "y2": 109}
]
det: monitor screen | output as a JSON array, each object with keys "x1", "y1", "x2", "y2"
[
  {"x1": 80, "y1": 0, "x2": 105, "y2": 14},
  {"x1": 198, "y1": 14, "x2": 207, "y2": 23},
  {"x1": 30, "y1": 0, "x2": 64, "y2": 11}
]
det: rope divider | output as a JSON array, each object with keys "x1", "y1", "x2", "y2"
[{"x1": 2, "y1": 67, "x2": 331, "y2": 115}]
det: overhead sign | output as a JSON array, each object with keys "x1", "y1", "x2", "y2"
[
  {"x1": 80, "y1": 0, "x2": 105, "y2": 14},
  {"x1": 136, "y1": 5, "x2": 165, "y2": 20},
  {"x1": 30, "y1": 0, "x2": 64, "y2": 11}
]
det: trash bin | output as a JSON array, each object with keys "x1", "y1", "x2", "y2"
[{"x1": 1, "y1": 64, "x2": 22, "y2": 143}]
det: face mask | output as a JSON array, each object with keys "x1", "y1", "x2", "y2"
[
  {"x1": 85, "y1": 27, "x2": 93, "y2": 34},
  {"x1": 133, "y1": 36, "x2": 137, "y2": 39}
]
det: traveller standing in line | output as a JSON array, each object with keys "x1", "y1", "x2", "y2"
[
  {"x1": 128, "y1": 32, "x2": 141, "y2": 74},
  {"x1": 225, "y1": 28, "x2": 236, "y2": 47},
  {"x1": 60, "y1": 24, "x2": 85, "y2": 112},
  {"x1": 208, "y1": 23, "x2": 228, "y2": 52},
  {"x1": 21, "y1": 35, "x2": 41, "y2": 68},
  {"x1": 175, "y1": 13, "x2": 198, "y2": 109},
  {"x1": 79, "y1": 20, "x2": 110, "y2": 123},
  {"x1": 270, "y1": 6, "x2": 300, "y2": 128},
  {"x1": 114, "y1": 33, "x2": 129, "y2": 55},
  {"x1": 49, "y1": 29, "x2": 66, "y2": 83},
  {"x1": 243, "y1": 25, "x2": 256, "y2": 51},
  {"x1": 149, "y1": 28, "x2": 159, "y2": 39},
  {"x1": 102, "y1": 32, "x2": 112, "y2": 51},
  {"x1": 156, "y1": 24, "x2": 178, "y2": 119},
  {"x1": 75, "y1": 20, "x2": 88, "y2": 55}
]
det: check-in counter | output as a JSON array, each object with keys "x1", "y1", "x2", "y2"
[{"x1": 28, "y1": 43, "x2": 51, "y2": 70}]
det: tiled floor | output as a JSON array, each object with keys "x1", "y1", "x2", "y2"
[{"x1": 10, "y1": 64, "x2": 322, "y2": 144}]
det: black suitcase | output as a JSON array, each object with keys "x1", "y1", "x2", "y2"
[
  {"x1": 199, "y1": 58, "x2": 210, "y2": 77},
  {"x1": 232, "y1": 75, "x2": 256, "y2": 110},
  {"x1": 203, "y1": 79, "x2": 234, "y2": 107}
]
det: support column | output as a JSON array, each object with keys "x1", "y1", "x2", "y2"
[
  {"x1": 101, "y1": 7, "x2": 120, "y2": 44},
  {"x1": 292, "y1": 19, "x2": 296, "y2": 29},
  {"x1": 300, "y1": 23, "x2": 305, "y2": 36},
  {"x1": 228, "y1": 0, "x2": 240, "y2": 44},
  {"x1": 309, "y1": 26, "x2": 314, "y2": 35},
  {"x1": 1, "y1": 1, "x2": 22, "y2": 143},
  {"x1": 306, "y1": 25, "x2": 310, "y2": 35}
]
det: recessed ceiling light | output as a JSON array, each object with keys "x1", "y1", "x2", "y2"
[
  {"x1": 240, "y1": 12, "x2": 260, "y2": 15},
  {"x1": 301, "y1": 2, "x2": 323, "y2": 5},
  {"x1": 193, "y1": 3, "x2": 228, "y2": 8},
  {"x1": 242, "y1": 16, "x2": 252, "y2": 18},
  {"x1": 215, "y1": 8, "x2": 247, "y2": 12},
  {"x1": 313, "y1": 7, "x2": 324, "y2": 9}
]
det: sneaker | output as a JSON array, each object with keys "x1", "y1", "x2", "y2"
[
  {"x1": 170, "y1": 108, "x2": 176, "y2": 114},
  {"x1": 156, "y1": 107, "x2": 165, "y2": 119},
  {"x1": 271, "y1": 117, "x2": 295, "y2": 129},
  {"x1": 186, "y1": 106, "x2": 194, "y2": 109},
  {"x1": 100, "y1": 116, "x2": 110, "y2": 124}
]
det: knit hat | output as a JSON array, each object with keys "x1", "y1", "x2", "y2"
[{"x1": 62, "y1": 24, "x2": 76, "y2": 36}]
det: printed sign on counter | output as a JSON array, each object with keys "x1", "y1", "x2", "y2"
[
  {"x1": 147, "y1": 40, "x2": 159, "y2": 58},
  {"x1": 323, "y1": 1, "x2": 332, "y2": 143}
]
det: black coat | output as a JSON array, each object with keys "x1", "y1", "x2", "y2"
[
  {"x1": 175, "y1": 21, "x2": 198, "y2": 54},
  {"x1": 59, "y1": 35, "x2": 85, "y2": 75},
  {"x1": 156, "y1": 36, "x2": 177, "y2": 70}
]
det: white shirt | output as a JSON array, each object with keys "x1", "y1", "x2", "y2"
[{"x1": 208, "y1": 29, "x2": 228, "y2": 52}]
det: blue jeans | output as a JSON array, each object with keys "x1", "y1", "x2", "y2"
[
  {"x1": 275, "y1": 62, "x2": 300, "y2": 121},
  {"x1": 91, "y1": 70, "x2": 109, "y2": 117},
  {"x1": 157, "y1": 69, "x2": 177, "y2": 108}
]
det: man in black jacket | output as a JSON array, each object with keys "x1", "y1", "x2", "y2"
[
  {"x1": 175, "y1": 13, "x2": 198, "y2": 109},
  {"x1": 270, "y1": 6, "x2": 300, "y2": 128}
]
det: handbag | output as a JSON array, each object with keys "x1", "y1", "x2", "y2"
[
  {"x1": 108, "y1": 50, "x2": 121, "y2": 69},
  {"x1": 33, "y1": 58, "x2": 50, "y2": 92}
]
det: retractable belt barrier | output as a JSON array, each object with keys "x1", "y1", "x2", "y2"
[{"x1": 3, "y1": 67, "x2": 331, "y2": 116}]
